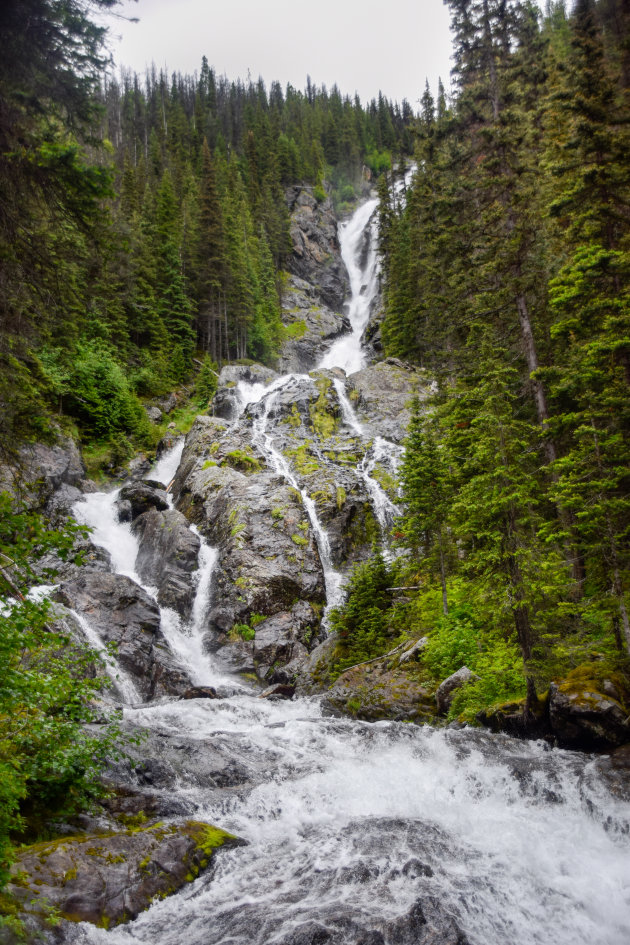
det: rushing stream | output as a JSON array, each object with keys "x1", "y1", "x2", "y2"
[{"x1": 68, "y1": 191, "x2": 630, "y2": 945}]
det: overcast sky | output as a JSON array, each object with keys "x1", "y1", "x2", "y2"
[{"x1": 107, "y1": 0, "x2": 455, "y2": 107}]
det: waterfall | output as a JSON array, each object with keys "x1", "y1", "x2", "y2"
[
  {"x1": 250, "y1": 389, "x2": 345, "y2": 614},
  {"x1": 66, "y1": 187, "x2": 630, "y2": 945}
]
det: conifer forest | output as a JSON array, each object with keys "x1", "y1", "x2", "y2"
[{"x1": 0, "y1": 2, "x2": 629, "y2": 943}]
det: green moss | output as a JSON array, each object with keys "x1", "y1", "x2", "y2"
[
  {"x1": 202, "y1": 460, "x2": 217, "y2": 469},
  {"x1": 309, "y1": 376, "x2": 338, "y2": 440},
  {"x1": 282, "y1": 319, "x2": 308, "y2": 340},
  {"x1": 336, "y1": 486, "x2": 346, "y2": 509},
  {"x1": 285, "y1": 443, "x2": 319, "y2": 475},
  {"x1": 370, "y1": 463, "x2": 399, "y2": 500},
  {"x1": 283, "y1": 403, "x2": 303, "y2": 429},
  {"x1": 184, "y1": 823, "x2": 239, "y2": 857},
  {"x1": 222, "y1": 449, "x2": 261, "y2": 473},
  {"x1": 291, "y1": 534, "x2": 308, "y2": 547}
]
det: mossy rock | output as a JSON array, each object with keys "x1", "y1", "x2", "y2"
[{"x1": 7, "y1": 820, "x2": 244, "y2": 932}]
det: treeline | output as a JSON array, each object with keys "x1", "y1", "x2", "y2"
[
  {"x1": 354, "y1": 0, "x2": 630, "y2": 715},
  {"x1": 0, "y1": 0, "x2": 415, "y2": 460}
]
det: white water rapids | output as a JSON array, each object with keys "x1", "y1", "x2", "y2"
[{"x1": 68, "y1": 184, "x2": 630, "y2": 945}]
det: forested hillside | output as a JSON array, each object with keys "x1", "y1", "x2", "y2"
[
  {"x1": 0, "y1": 0, "x2": 414, "y2": 467},
  {"x1": 345, "y1": 0, "x2": 630, "y2": 720}
]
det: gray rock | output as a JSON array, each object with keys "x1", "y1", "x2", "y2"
[
  {"x1": 145, "y1": 405, "x2": 163, "y2": 423},
  {"x1": 285, "y1": 185, "x2": 349, "y2": 312},
  {"x1": 399, "y1": 637, "x2": 429, "y2": 664},
  {"x1": 252, "y1": 603, "x2": 320, "y2": 677},
  {"x1": 0, "y1": 435, "x2": 85, "y2": 511},
  {"x1": 118, "y1": 481, "x2": 169, "y2": 520},
  {"x1": 435, "y1": 667, "x2": 479, "y2": 715},
  {"x1": 160, "y1": 392, "x2": 178, "y2": 414},
  {"x1": 212, "y1": 364, "x2": 278, "y2": 420},
  {"x1": 278, "y1": 274, "x2": 350, "y2": 374},
  {"x1": 348, "y1": 359, "x2": 432, "y2": 443},
  {"x1": 54, "y1": 572, "x2": 190, "y2": 700},
  {"x1": 133, "y1": 508, "x2": 200, "y2": 617},
  {"x1": 7, "y1": 821, "x2": 243, "y2": 931},
  {"x1": 549, "y1": 679, "x2": 630, "y2": 751}
]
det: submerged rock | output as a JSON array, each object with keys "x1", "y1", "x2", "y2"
[{"x1": 7, "y1": 821, "x2": 243, "y2": 931}]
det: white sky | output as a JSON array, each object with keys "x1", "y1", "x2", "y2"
[{"x1": 107, "y1": 0, "x2": 455, "y2": 107}]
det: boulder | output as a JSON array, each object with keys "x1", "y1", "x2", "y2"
[
  {"x1": 323, "y1": 649, "x2": 435, "y2": 723},
  {"x1": 54, "y1": 572, "x2": 190, "y2": 700},
  {"x1": 260, "y1": 683, "x2": 296, "y2": 700},
  {"x1": 180, "y1": 686, "x2": 218, "y2": 700},
  {"x1": 145, "y1": 405, "x2": 163, "y2": 423},
  {"x1": 7, "y1": 821, "x2": 243, "y2": 930},
  {"x1": 133, "y1": 508, "x2": 201, "y2": 616},
  {"x1": 435, "y1": 667, "x2": 479, "y2": 715},
  {"x1": 252, "y1": 602, "x2": 319, "y2": 678},
  {"x1": 117, "y1": 480, "x2": 169, "y2": 520},
  {"x1": 160, "y1": 392, "x2": 178, "y2": 414},
  {"x1": 548, "y1": 668, "x2": 630, "y2": 751}
]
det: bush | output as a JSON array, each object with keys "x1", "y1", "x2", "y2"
[
  {"x1": 0, "y1": 497, "x2": 124, "y2": 890},
  {"x1": 330, "y1": 551, "x2": 394, "y2": 673}
]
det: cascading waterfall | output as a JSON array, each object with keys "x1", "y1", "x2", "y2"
[
  {"x1": 72, "y1": 439, "x2": 231, "y2": 698},
  {"x1": 249, "y1": 387, "x2": 345, "y2": 613},
  {"x1": 69, "y1": 182, "x2": 630, "y2": 945}
]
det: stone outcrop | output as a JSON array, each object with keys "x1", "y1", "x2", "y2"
[
  {"x1": 285, "y1": 186, "x2": 349, "y2": 312},
  {"x1": 348, "y1": 358, "x2": 431, "y2": 443},
  {"x1": 548, "y1": 671, "x2": 630, "y2": 751},
  {"x1": 0, "y1": 434, "x2": 85, "y2": 512},
  {"x1": 117, "y1": 480, "x2": 169, "y2": 521},
  {"x1": 7, "y1": 821, "x2": 243, "y2": 931},
  {"x1": 213, "y1": 364, "x2": 279, "y2": 421},
  {"x1": 54, "y1": 572, "x2": 189, "y2": 700},
  {"x1": 133, "y1": 508, "x2": 201, "y2": 616},
  {"x1": 278, "y1": 274, "x2": 351, "y2": 374}
]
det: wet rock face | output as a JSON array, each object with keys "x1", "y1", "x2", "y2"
[
  {"x1": 117, "y1": 480, "x2": 169, "y2": 520},
  {"x1": 213, "y1": 364, "x2": 279, "y2": 420},
  {"x1": 348, "y1": 359, "x2": 431, "y2": 443},
  {"x1": 54, "y1": 572, "x2": 189, "y2": 699},
  {"x1": 278, "y1": 274, "x2": 351, "y2": 374},
  {"x1": 285, "y1": 186, "x2": 349, "y2": 313},
  {"x1": 201, "y1": 472, "x2": 326, "y2": 666},
  {"x1": 133, "y1": 508, "x2": 200, "y2": 617},
  {"x1": 7, "y1": 821, "x2": 243, "y2": 931}
]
